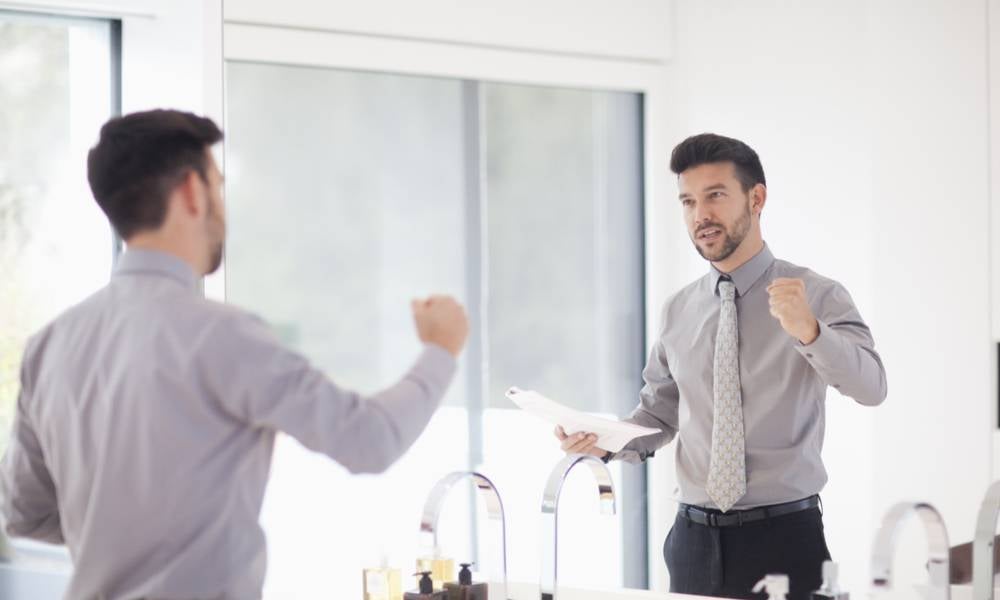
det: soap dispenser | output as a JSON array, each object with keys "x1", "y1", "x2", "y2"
[
  {"x1": 752, "y1": 574, "x2": 789, "y2": 600},
  {"x1": 363, "y1": 555, "x2": 402, "y2": 600},
  {"x1": 443, "y1": 563, "x2": 488, "y2": 600},
  {"x1": 416, "y1": 546, "x2": 455, "y2": 591},
  {"x1": 811, "y1": 561, "x2": 848, "y2": 600},
  {"x1": 404, "y1": 571, "x2": 447, "y2": 600}
]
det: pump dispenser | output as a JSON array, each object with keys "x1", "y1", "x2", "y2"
[
  {"x1": 811, "y1": 561, "x2": 849, "y2": 600},
  {"x1": 363, "y1": 554, "x2": 402, "y2": 600},
  {"x1": 443, "y1": 563, "x2": 488, "y2": 600},
  {"x1": 404, "y1": 571, "x2": 447, "y2": 600},
  {"x1": 752, "y1": 574, "x2": 789, "y2": 600}
]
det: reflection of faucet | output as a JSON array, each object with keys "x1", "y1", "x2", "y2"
[
  {"x1": 974, "y1": 480, "x2": 1000, "y2": 599},
  {"x1": 0, "y1": 528, "x2": 11, "y2": 562},
  {"x1": 540, "y1": 453, "x2": 617, "y2": 600},
  {"x1": 870, "y1": 502, "x2": 950, "y2": 600},
  {"x1": 420, "y1": 471, "x2": 509, "y2": 599}
]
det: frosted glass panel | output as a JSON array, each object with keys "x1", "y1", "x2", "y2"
[
  {"x1": 483, "y1": 83, "x2": 644, "y2": 414},
  {"x1": 0, "y1": 12, "x2": 116, "y2": 455},
  {"x1": 226, "y1": 62, "x2": 469, "y2": 397},
  {"x1": 225, "y1": 62, "x2": 471, "y2": 599},
  {"x1": 479, "y1": 82, "x2": 643, "y2": 590}
]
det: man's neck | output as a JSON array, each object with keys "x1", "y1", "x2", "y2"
[
  {"x1": 712, "y1": 237, "x2": 765, "y2": 274},
  {"x1": 126, "y1": 236, "x2": 204, "y2": 276}
]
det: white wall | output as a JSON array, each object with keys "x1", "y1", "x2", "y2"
[
  {"x1": 660, "y1": 0, "x2": 993, "y2": 594},
  {"x1": 867, "y1": 0, "x2": 992, "y2": 584}
]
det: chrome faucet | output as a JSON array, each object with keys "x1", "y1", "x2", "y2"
[
  {"x1": 870, "y1": 501, "x2": 951, "y2": 600},
  {"x1": 973, "y1": 480, "x2": 1000, "y2": 599},
  {"x1": 420, "y1": 471, "x2": 509, "y2": 599},
  {"x1": 540, "y1": 453, "x2": 617, "y2": 600}
]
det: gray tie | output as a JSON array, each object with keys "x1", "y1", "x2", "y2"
[{"x1": 706, "y1": 279, "x2": 747, "y2": 512}]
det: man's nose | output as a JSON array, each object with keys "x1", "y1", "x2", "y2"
[{"x1": 693, "y1": 203, "x2": 713, "y2": 227}]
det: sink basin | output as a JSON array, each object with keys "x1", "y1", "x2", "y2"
[
  {"x1": 0, "y1": 541, "x2": 72, "y2": 600},
  {"x1": 868, "y1": 583, "x2": 1000, "y2": 599},
  {"x1": 0, "y1": 562, "x2": 72, "y2": 599},
  {"x1": 498, "y1": 581, "x2": 736, "y2": 599}
]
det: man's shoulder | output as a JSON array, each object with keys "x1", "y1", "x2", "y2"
[
  {"x1": 170, "y1": 294, "x2": 272, "y2": 346},
  {"x1": 770, "y1": 258, "x2": 855, "y2": 309},
  {"x1": 657, "y1": 274, "x2": 711, "y2": 322},
  {"x1": 188, "y1": 294, "x2": 259, "y2": 324},
  {"x1": 27, "y1": 285, "x2": 264, "y2": 357},
  {"x1": 771, "y1": 258, "x2": 842, "y2": 291},
  {"x1": 22, "y1": 286, "x2": 110, "y2": 359}
]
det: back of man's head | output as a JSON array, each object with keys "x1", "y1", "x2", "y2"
[{"x1": 87, "y1": 109, "x2": 223, "y2": 240}]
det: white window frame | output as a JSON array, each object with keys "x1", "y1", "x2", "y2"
[{"x1": 0, "y1": 0, "x2": 226, "y2": 297}]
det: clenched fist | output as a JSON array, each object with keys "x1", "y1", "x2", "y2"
[
  {"x1": 766, "y1": 278, "x2": 819, "y2": 345},
  {"x1": 411, "y1": 295, "x2": 469, "y2": 357}
]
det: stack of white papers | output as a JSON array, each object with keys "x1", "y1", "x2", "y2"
[{"x1": 504, "y1": 386, "x2": 661, "y2": 453}]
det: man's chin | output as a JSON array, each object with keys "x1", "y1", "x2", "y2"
[
  {"x1": 694, "y1": 242, "x2": 721, "y2": 262},
  {"x1": 695, "y1": 240, "x2": 736, "y2": 263}
]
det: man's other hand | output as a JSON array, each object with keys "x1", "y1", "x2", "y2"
[{"x1": 554, "y1": 425, "x2": 608, "y2": 458}]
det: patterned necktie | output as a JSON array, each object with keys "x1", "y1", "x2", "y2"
[{"x1": 706, "y1": 278, "x2": 747, "y2": 513}]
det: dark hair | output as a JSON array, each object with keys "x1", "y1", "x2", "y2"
[
  {"x1": 87, "y1": 109, "x2": 224, "y2": 239},
  {"x1": 669, "y1": 133, "x2": 766, "y2": 192}
]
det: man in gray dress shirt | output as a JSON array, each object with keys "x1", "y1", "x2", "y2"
[
  {"x1": 557, "y1": 133, "x2": 887, "y2": 599},
  {"x1": 0, "y1": 109, "x2": 469, "y2": 600}
]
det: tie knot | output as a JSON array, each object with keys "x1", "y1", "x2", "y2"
[{"x1": 718, "y1": 279, "x2": 736, "y2": 301}]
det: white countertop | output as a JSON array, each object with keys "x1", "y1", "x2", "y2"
[
  {"x1": 500, "y1": 580, "x2": 1000, "y2": 599},
  {"x1": 499, "y1": 581, "x2": 736, "y2": 599}
]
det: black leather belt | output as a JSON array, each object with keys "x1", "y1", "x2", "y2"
[{"x1": 678, "y1": 495, "x2": 821, "y2": 527}]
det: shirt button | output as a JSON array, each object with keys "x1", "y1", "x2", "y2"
[
  {"x1": 834, "y1": 384, "x2": 841, "y2": 389},
  {"x1": 806, "y1": 353, "x2": 814, "y2": 358}
]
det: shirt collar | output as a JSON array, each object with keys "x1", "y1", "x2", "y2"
[
  {"x1": 710, "y1": 243, "x2": 775, "y2": 297},
  {"x1": 114, "y1": 248, "x2": 201, "y2": 291}
]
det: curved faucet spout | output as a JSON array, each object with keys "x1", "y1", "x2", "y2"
[
  {"x1": 974, "y1": 480, "x2": 1000, "y2": 600},
  {"x1": 419, "y1": 471, "x2": 509, "y2": 599},
  {"x1": 870, "y1": 501, "x2": 950, "y2": 600},
  {"x1": 540, "y1": 453, "x2": 617, "y2": 600}
]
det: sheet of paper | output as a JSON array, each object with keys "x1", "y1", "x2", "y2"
[{"x1": 504, "y1": 386, "x2": 661, "y2": 453}]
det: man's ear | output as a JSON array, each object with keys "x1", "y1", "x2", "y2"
[
  {"x1": 751, "y1": 183, "x2": 767, "y2": 216},
  {"x1": 175, "y1": 170, "x2": 203, "y2": 217}
]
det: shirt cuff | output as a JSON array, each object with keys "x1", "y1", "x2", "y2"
[{"x1": 795, "y1": 320, "x2": 841, "y2": 368}]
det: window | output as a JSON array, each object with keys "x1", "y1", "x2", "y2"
[
  {"x1": 225, "y1": 61, "x2": 644, "y2": 598},
  {"x1": 0, "y1": 10, "x2": 119, "y2": 456}
]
